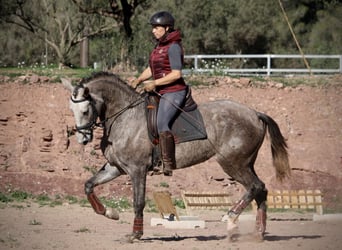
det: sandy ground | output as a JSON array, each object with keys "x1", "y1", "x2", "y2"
[{"x1": 1, "y1": 202, "x2": 342, "y2": 250}]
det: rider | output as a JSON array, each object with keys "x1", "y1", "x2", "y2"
[{"x1": 131, "y1": 11, "x2": 187, "y2": 176}]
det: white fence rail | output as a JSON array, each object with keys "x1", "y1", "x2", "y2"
[{"x1": 183, "y1": 54, "x2": 342, "y2": 76}]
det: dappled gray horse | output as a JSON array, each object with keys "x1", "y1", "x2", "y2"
[{"x1": 62, "y1": 72, "x2": 290, "y2": 242}]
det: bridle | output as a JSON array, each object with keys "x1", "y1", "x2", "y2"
[
  {"x1": 70, "y1": 91, "x2": 146, "y2": 134},
  {"x1": 70, "y1": 96, "x2": 101, "y2": 133}
]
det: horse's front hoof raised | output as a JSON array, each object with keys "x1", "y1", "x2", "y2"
[{"x1": 104, "y1": 207, "x2": 119, "y2": 220}]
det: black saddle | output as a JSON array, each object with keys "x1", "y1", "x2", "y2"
[{"x1": 144, "y1": 86, "x2": 207, "y2": 145}]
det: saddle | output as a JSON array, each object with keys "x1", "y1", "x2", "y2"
[
  {"x1": 145, "y1": 86, "x2": 207, "y2": 171},
  {"x1": 144, "y1": 86, "x2": 207, "y2": 145}
]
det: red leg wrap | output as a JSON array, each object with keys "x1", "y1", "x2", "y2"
[
  {"x1": 229, "y1": 199, "x2": 249, "y2": 215},
  {"x1": 133, "y1": 217, "x2": 144, "y2": 233},
  {"x1": 255, "y1": 208, "x2": 267, "y2": 235},
  {"x1": 87, "y1": 193, "x2": 106, "y2": 215}
]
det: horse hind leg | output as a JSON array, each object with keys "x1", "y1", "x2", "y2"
[
  {"x1": 85, "y1": 162, "x2": 122, "y2": 220},
  {"x1": 254, "y1": 185, "x2": 268, "y2": 241},
  {"x1": 220, "y1": 161, "x2": 267, "y2": 240},
  {"x1": 227, "y1": 178, "x2": 267, "y2": 241}
]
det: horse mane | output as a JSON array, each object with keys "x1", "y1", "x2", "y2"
[
  {"x1": 79, "y1": 71, "x2": 121, "y2": 84},
  {"x1": 78, "y1": 71, "x2": 139, "y2": 98}
]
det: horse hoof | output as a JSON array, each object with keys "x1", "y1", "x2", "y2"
[
  {"x1": 105, "y1": 207, "x2": 119, "y2": 220},
  {"x1": 163, "y1": 170, "x2": 173, "y2": 176},
  {"x1": 226, "y1": 217, "x2": 238, "y2": 231},
  {"x1": 227, "y1": 226, "x2": 239, "y2": 242},
  {"x1": 254, "y1": 231, "x2": 265, "y2": 242},
  {"x1": 125, "y1": 231, "x2": 143, "y2": 243}
]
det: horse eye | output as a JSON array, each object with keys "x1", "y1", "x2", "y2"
[{"x1": 83, "y1": 110, "x2": 89, "y2": 116}]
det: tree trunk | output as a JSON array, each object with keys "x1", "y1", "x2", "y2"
[{"x1": 80, "y1": 37, "x2": 89, "y2": 68}]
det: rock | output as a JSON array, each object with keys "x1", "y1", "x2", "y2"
[
  {"x1": 239, "y1": 77, "x2": 251, "y2": 87},
  {"x1": 29, "y1": 74, "x2": 40, "y2": 83}
]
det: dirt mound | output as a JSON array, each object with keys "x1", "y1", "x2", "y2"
[{"x1": 0, "y1": 74, "x2": 341, "y2": 211}]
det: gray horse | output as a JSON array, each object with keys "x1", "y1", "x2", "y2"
[{"x1": 62, "y1": 72, "x2": 290, "y2": 242}]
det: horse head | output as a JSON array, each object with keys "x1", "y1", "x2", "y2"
[{"x1": 62, "y1": 78, "x2": 103, "y2": 145}]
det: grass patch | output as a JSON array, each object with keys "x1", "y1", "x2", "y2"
[
  {"x1": 10, "y1": 190, "x2": 32, "y2": 201},
  {"x1": 145, "y1": 198, "x2": 158, "y2": 213},
  {"x1": 29, "y1": 219, "x2": 42, "y2": 225},
  {"x1": 65, "y1": 195, "x2": 78, "y2": 204},
  {"x1": 74, "y1": 227, "x2": 91, "y2": 233},
  {"x1": 0, "y1": 190, "x2": 134, "y2": 212},
  {"x1": 99, "y1": 196, "x2": 131, "y2": 212},
  {"x1": 159, "y1": 182, "x2": 169, "y2": 188},
  {"x1": 83, "y1": 165, "x2": 97, "y2": 175},
  {"x1": 79, "y1": 198, "x2": 91, "y2": 208},
  {"x1": 173, "y1": 198, "x2": 185, "y2": 209},
  {"x1": 0, "y1": 66, "x2": 97, "y2": 81},
  {"x1": 0, "y1": 192, "x2": 13, "y2": 203}
]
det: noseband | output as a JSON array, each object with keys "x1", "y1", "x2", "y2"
[
  {"x1": 71, "y1": 88, "x2": 146, "y2": 134},
  {"x1": 70, "y1": 96, "x2": 101, "y2": 132}
]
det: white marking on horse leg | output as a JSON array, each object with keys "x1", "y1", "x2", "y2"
[
  {"x1": 104, "y1": 207, "x2": 119, "y2": 220},
  {"x1": 227, "y1": 216, "x2": 238, "y2": 231},
  {"x1": 227, "y1": 216, "x2": 239, "y2": 242}
]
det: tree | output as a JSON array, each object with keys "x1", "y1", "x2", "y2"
[
  {"x1": 72, "y1": 0, "x2": 150, "y2": 69},
  {"x1": 0, "y1": 0, "x2": 117, "y2": 67},
  {"x1": 0, "y1": 0, "x2": 340, "y2": 68}
]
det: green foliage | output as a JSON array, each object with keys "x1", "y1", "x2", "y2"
[
  {"x1": 159, "y1": 182, "x2": 169, "y2": 188},
  {"x1": 83, "y1": 165, "x2": 97, "y2": 175},
  {"x1": 35, "y1": 194, "x2": 52, "y2": 206},
  {"x1": 10, "y1": 190, "x2": 32, "y2": 202},
  {"x1": 79, "y1": 198, "x2": 91, "y2": 207},
  {"x1": 74, "y1": 227, "x2": 91, "y2": 233},
  {"x1": 0, "y1": 190, "x2": 133, "y2": 211},
  {"x1": 0, "y1": 192, "x2": 13, "y2": 203},
  {"x1": 173, "y1": 198, "x2": 185, "y2": 209},
  {"x1": 65, "y1": 195, "x2": 78, "y2": 204},
  {"x1": 145, "y1": 198, "x2": 158, "y2": 213},
  {"x1": 0, "y1": 0, "x2": 340, "y2": 70},
  {"x1": 99, "y1": 196, "x2": 132, "y2": 211},
  {"x1": 0, "y1": 190, "x2": 32, "y2": 203},
  {"x1": 29, "y1": 219, "x2": 42, "y2": 226},
  {"x1": 0, "y1": 66, "x2": 96, "y2": 81}
]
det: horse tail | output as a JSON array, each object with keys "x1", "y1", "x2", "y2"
[{"x1": 257, "y1": 112, "x2": 290, "y2": 182}]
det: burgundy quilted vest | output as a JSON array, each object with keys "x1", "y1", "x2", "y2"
[{"x1": 149, "y1": 30, "x2": 186, "y2": 94}]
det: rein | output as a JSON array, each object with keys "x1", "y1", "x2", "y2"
[
  {"x1": 101, "y1": 93, "x2": 146, "y2": 125},
  {"x1": 71, "y1": 92, "x2": 146, "y2": 132}
]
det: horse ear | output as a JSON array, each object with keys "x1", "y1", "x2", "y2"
[
  {"x1": 61, "y1": 78, "x2": 74, "y2": 92},
  {"x1": 83, "y1": 87, "x2": 90, "y2": 98}
]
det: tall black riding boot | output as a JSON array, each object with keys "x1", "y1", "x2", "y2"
[{"x1": 159, "y1": 131, "x2": 176, "y2": 176}]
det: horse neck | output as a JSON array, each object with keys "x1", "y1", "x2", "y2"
[{"x1": 87, "y1": 79, "x2": 143, "y2": 120}]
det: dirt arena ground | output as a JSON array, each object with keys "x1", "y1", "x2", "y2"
[{"x1": 1, "y1": 202, "x2": 342, "y2": 250}]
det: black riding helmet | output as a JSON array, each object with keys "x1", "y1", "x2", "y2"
[{"x1": 149, "y1": 11, "x2": 175, "y2": 28}]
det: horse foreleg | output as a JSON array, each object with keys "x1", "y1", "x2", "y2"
[
  {"x1": 126, "y1": 168, "x2": 148, "y2": 243},
  {"x1": 227, "y1": 193, "x2": 252, "y2": 231},
  {"x1": 85, "y1": 162, "x2": 122, "y2": 220}
]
